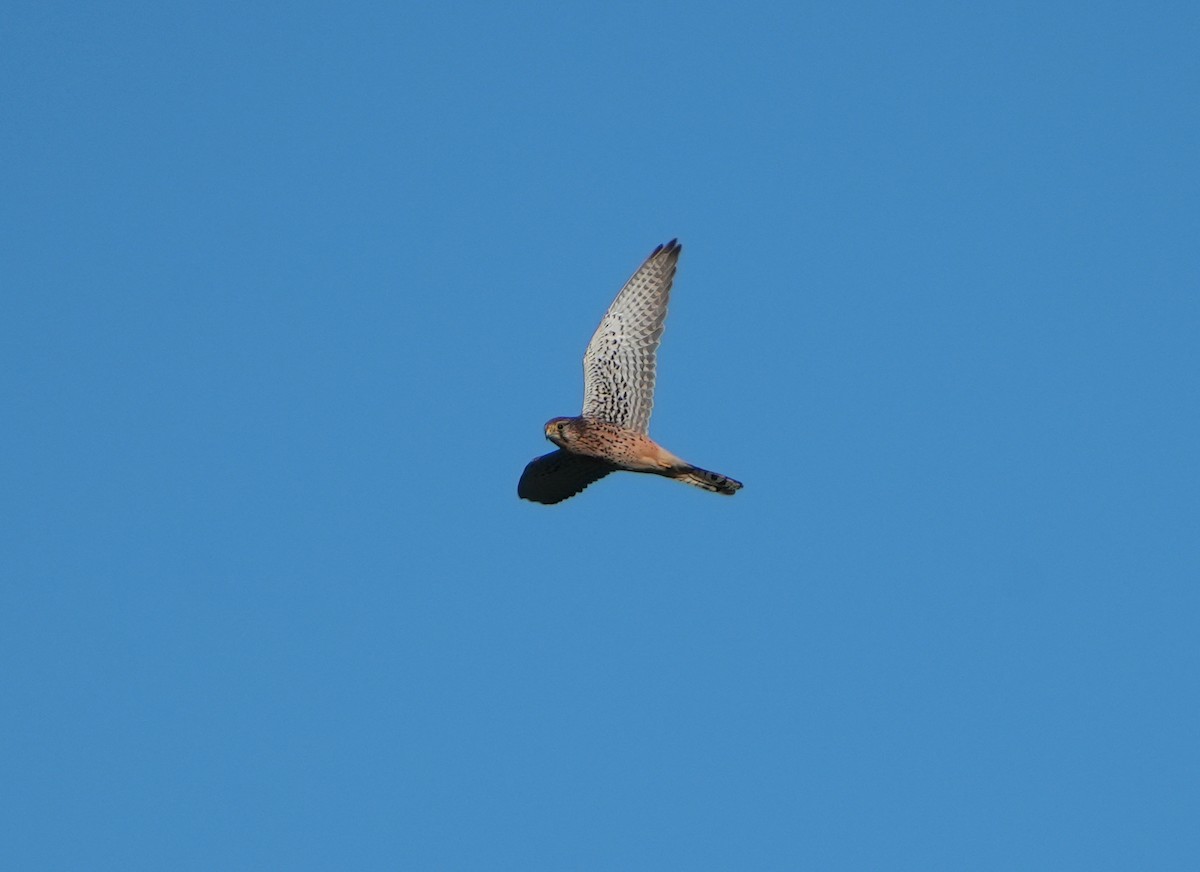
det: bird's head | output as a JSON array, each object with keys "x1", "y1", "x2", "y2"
[{"x1": 544, "y1": 417, "x2": 576, "y2": 448}]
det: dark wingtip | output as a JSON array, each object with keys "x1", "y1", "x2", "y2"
[{"x1": 653, "y1": 238, "x2": 681, "y2": 261}]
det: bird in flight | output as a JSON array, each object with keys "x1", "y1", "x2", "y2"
[{"x1": 518, "y1": 239, "x2": 743, "y2": 504}]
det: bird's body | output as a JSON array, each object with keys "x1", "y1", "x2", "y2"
[
  {"x1": 519, "y1": 240, "x2": 742, "y2": 504},
  {"x1": 547, "y1": 417, "x2": 682, "y2": 472}
]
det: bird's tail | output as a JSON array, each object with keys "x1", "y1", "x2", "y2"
[{"x1": 673, "y1": 464, "x2": 743, "y2": 496}]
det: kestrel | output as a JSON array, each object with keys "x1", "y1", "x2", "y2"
[{"x1": 518, "y1": 239, "x2": 743, "y2": 504}]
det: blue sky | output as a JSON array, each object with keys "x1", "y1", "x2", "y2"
[{"x1": 2, "y1": 1, "x2": 1197, "y2": 868}]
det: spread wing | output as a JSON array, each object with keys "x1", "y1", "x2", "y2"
[
  {"x1": 581, "y1": 239, "x2": 679, "y2": 433},
  {"x1": 518, "y1": 450, "x2": 617, "y2": 504}
]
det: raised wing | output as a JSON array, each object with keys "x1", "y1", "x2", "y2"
[
  {"x1": 518, "y1": 450, "x2": 617, "y2": 504},
  {"x1": 581, "y1": 240, "x2": 679, "y2": 433}
]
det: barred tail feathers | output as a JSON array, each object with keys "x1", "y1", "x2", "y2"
[{"x1": 673, "y1": 465, "x2": 743, "y2": 495}]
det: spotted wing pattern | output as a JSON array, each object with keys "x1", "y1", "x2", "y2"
[
  {"x1": 517, "y1": 450, "x2": 617, "y2": 505},
  {"x1": 581, "y1": 240, "x2": 679, "y2": 434}
]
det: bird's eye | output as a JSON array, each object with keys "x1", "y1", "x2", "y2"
[{"x1": 556, "y1": 422, "x2": 565, "y2": 431}]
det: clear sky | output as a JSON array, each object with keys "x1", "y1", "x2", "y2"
[{"x1": 3, "y1": 2, "x2": 1197, "y2": 869}]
